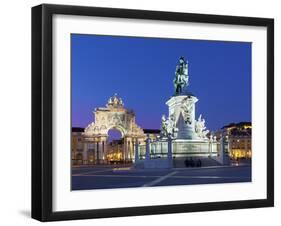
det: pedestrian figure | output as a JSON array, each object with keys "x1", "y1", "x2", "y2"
[
  {"x1": 197, "y1": 159, "x2": 202, "y2": 167},
  {"x1": 184, "y1": 158, "x2": 189, "y2": 167},
  {"x1": 190, "y1": 157, "x2": 194, "y2": 167}
]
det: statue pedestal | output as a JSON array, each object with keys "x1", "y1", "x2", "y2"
[
  {"x1": 166, "y1": 94, "x2": 198, "y2": 140},
  {"x1": 176, "y1": 112, "x2": 197, "y2": 139}
]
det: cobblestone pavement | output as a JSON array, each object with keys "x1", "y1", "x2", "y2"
[{"x1": 72, "y1": 164, "x2": 251, "y2": 190}]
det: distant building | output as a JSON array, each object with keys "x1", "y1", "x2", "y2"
[
  {"x1": 143, "y1": 129, "x2": 161, "y2": 141},
  {"x1": 216, "y1": 122, "x2": 252, "y2": 160},
  {"x1": 71, "y1": 127, "x2": 84, "y2": 165}
]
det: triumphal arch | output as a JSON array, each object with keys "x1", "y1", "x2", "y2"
[{"x1": 82, "y1": 94, "x2": 145, "y2": 164}]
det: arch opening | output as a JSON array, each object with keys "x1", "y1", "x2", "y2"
[
  {"x1": 106, "y1": 128, "x2": 124, "y2": 163},
  {"x1": 107, "y1": 128, "x2": 123, "y2": 143}
]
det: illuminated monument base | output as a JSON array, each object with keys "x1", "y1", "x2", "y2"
[{"x1": 135, "y1": 94, "x2": 223, "y2": 169}]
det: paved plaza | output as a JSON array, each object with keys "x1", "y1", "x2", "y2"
[{"x1": 72, "y1": 164, "x2": 251, "y2": 190}]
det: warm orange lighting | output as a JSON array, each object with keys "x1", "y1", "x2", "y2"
[
  {"x1": 230, "y1": 148, "x2": 251, "y2": 160},
  {"x1": 106, "y1": 151, "x2": 123, "y2": 162}
]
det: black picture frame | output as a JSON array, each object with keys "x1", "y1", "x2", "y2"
[{"x1": 32, "y1": 3, "x2": 274, "y2": 222}]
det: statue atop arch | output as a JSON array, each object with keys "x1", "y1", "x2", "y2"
[
  {"x1": 173, "y1": 56, "x2": 189, "y2": 94},
  {"x1": 106, "y1": 93, "x2": 124, "y2": 108}
]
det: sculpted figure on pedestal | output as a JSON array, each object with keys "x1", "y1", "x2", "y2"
[
  {"x1": 195, "y1": 114, "x2": 209, "y2": 139},
  {"x1": 161, "y1": 114, "x2": 176, "y2": 138},
  {"x1": 181, "y1": 98, "x2": 193, "y2": 124}
]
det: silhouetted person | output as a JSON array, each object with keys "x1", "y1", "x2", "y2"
[
  {"x1": 190, "y1": 157, "x2": 195, "y2": 167},
  {"x1": 184, "y1": 158, "x2": 189, "y2": 167},
  {"x1": 197, "y1": 159, "x2": 202, "y2": 167}
]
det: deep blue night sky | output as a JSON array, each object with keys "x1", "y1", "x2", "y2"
[{"x1": 71, "y1": 34, "x2": 251, "y2": 132}]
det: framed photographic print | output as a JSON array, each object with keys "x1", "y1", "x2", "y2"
[{"x1": 32, "y1": 4, "x2": 274, "y2": 222}]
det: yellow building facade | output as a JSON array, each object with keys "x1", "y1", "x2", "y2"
[{"x1": 223, "y1": 122, "x2": 252, "y2": 160}]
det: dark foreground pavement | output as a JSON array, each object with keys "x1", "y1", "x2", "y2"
[{"x1": 71, "y1": 164, "x2": 251, "y2": 190}]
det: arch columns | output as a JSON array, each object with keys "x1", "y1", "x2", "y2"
[
  {"x1": 100, "y1": 136, "x2": 108, "y2": 164},
  {"x1": 130, "y1": 138, "x2": 134, "y2": 160},
  {"x1": 123, "y1": 137, "x2": 134, "y2": 162},
  {"x1": 83, "y1": 132, "x2": 145, "y2": 165},
  {"x1": 83, "y1": 142, "x2": 88, "y2": 164},
  {"x1": 123, "y1": 137, "x2": 128, "y2": 162},
  {"x1": 134, "y1": 138, "x2": 139, "y2": 163},
  {"x1": 94, "y1": 137, "x2": 102, "y2": 164}
]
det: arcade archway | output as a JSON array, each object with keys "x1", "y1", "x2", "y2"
[
  {"x1": 107, "y1": 128, "x2": 123, "y2": 163},
  {"x1": 82, "y1": 94, "x2": 146, "y2": 164},
  {"x1": 107, "y1": 128, "x2": 123, "y2": 143}
]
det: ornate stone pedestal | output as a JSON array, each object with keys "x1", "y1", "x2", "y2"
[
  {"x1": 176, "y1": 112, "x2": 195, "y2": 139},
  {"x1": 166, "y1": 94, "x2": 198, "y2": 140}
]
